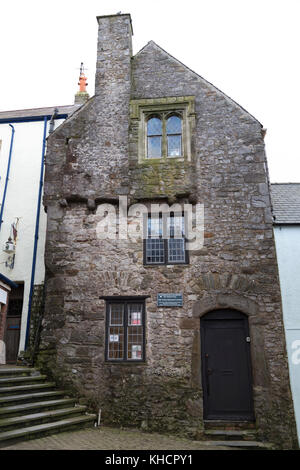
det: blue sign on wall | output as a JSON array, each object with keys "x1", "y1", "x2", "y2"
[{"x1": 157, "y1": 293, "x2": 183, "y2": 307}]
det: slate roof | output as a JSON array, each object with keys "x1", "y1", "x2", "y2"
[
  {"x1": 271, "y1": 183, "x2": 300, "y2": 224},
  {"x1": 0, "y1": 104, "x2": 80, "y2": 122}
]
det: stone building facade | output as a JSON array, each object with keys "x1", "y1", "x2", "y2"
[{"x1": 38, "y1": 13, "x2": 298, "y2": 448}]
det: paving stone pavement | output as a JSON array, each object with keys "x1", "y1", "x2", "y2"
[{"x1": 1, "y1": 425, "x2": 235, "y2": 450}]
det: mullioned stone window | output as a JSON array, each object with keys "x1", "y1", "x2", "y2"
[
  {"x1": 147, "y1": 113, "x2": 182, "y2": 158},
  {"x1": 130, "y1": 96, "x2": 195, "y2": 163},
  {"x1": 143, "y1": 212, "x2": 189, "y2": 265}
]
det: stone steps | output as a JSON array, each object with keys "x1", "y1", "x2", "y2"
[
  {"x1": 204, "y1": 440, "x2": 274, "y2": 450},
  {"x1": 0, "y1": 406, "x2": 87, "y2": 431},
  {"x1": 0, "y1": 390, "x2": 66, "y2": 406},
  {"x1": 0, "y1": 366, "x2": 96, "y2": 446},
  {"x1": 0, "y1": 398, "x2": 77, "y2": 419},
  {"x1": 0, "y1": 367, "x2": 33, "y2": 376},
  {"x1": 204, "y1": 429, "x2": 257, "y2": 441},
  {"x1": 0, "y1": 375, "x2": 47, "y2": 385},
  {"x1": 204, "y1": 420, "x2": 256, "y2": 430},
  {"x1": 0, "y1": 415, "x2": 96, "y2": 444},
  {"x1": 203, "y1": 421, "x2": 274, "y2": 449},
  {"x1": 0, "y1": 382, "x2": 56, "y2": 395}
]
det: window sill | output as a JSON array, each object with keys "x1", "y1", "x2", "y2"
[
  {"x1": 139, "y1": 156, "x2": 185, "y2": 164},
  {"x1": 104, "y1": 361, "x2": 147, "y2": 366},
  {"x1": 143, "y1": 263, "x2": 190, "y2": 268}
]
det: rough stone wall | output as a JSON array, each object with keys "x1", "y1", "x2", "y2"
[
  {"x1": 38, "y1": 14, "x2": 298, "y2": 448},
  {"x1": 28, "y1": 284, "x2": 44, "y2": 349}
]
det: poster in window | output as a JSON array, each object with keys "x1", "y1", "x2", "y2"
[
  {"x1": 130, "y1": 311, "x2": 141, "y2": 325},
  {"x1": 132, "y1": 344, "x2": 142, "y2": 359},
  {"x1": 109, "y1": 334, "x2": 119, "y2": 342}
]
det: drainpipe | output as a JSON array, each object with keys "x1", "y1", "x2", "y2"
[
  {"x1": 25, "y1": 116, "x2": 48, "y2": 350},
  {"x1": 49, "y1": 108, "x2": 58, "y2": 134},
  {"x1": 0, "y1": 124, "x2": 15, "y2": 231}
]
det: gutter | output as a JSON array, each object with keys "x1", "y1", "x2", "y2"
[
  {"x1": 0, "y1": 124, "x2": 15, "y2": 231},
  {"x1": 25, "y1": 116, "x2": 48, "y2": 349},
  {"x1": 0, "y1": 114, "x2": 68, "y2": 125},
  {"x1": 0, "y1": 273, "x2": 18, "y2": 289}
]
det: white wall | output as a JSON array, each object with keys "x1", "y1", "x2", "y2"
[
  {"x1": 274, "y1": 225, "x2": 300, "y2": 444},
  {"x1": 0, "y1": 118, "x2": 64, "y2": 353}
]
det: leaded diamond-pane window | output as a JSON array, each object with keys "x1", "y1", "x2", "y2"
[
  {"x1": 146, "y1": 113, "x2": 182, "y2": 158},
  {"x1": 147, "y1": 117, "x2": 162, "y2": 158},
  {"x1": 167, "y1": 115, "x2": 182, "y2": 157},
  {"x1": 106, "y1": 301, "x2": 145, "y2": 362},
  {"x1": 166, "y1": 115, "x2": 182, "y2": 134},
  {"x1": 148, "y1": 117, "x2": 162, "y2": 135}
]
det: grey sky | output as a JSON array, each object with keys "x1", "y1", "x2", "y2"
[{"x1": 1, "y1": 0, "x2": 299, "y2": 182}]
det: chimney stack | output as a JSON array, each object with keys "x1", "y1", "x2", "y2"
[{"x1": 95, "y1": 13, "x2": 133, "y2": 96}]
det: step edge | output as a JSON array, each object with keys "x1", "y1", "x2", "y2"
[
  {"x1": 0, "y1": 398, "x2": 77, "y2": 419},
  {"x1": 0, "y1": 376, "x2": 47, "y2": 383},
  {"x1": 0, "y1": 391, "x2": 67, "y2": 402},
  {"x1": 204, "y1": 430, "x2": 257, "y2": 435},
  {"x1": 0, "y1": 407, "x2": 88, "y2": 426},
  {"x1": 0, "y1": 398, "x2": 77, "y2": 413},
  {"x1": 0, "y1": 383, "x2": 56, "y2": 392},
  {"x1": 211, "y1": 440, "x2": 274, "y2": 448},
  {"x1": 0, "y1": 415, "x2": 97, "y2": 440}
]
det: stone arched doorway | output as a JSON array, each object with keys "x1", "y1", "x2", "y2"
[{"x1": 200, "y1": 309, "x2": 254, "y2": 421}]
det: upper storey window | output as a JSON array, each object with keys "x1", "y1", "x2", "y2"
[
  {"x1": 166, "y1": 115, "x2": 182, "y2": 157},
  {"x1": 146, "y1": 113, "x2": 182, "y2": 159},
  {"x1": 130, "y1": 96, "x2": 195, "y2": 163},
  {"x1": 147, "y1": 116, "x2": 162, "y2": 158}
]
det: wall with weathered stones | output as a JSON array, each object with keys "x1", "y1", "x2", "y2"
[{"x1": 37, "y1": 14, "x2": 298, "y2": 448}]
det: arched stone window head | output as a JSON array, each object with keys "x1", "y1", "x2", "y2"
[
  {"x1": 166, "y1": 115, "x2": 182, "y2": 157},
  {"x1": 147, "y1": 116, "x2": 162, "y2": 158}
]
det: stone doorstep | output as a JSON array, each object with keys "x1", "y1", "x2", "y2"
[
  {"x1": 204, "y1": 429, "x2": 257, "y2": 441},
  {"x1": 202, "y1": 440, "x2": 274, "y2": 450},
  {"x1": 204, "y1": 420, "x2": 256, "y2": 430},
  {"x1": 0, "y1": 414, "x2": 97, "y2": 443}
]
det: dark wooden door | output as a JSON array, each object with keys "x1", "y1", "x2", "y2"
[
  {"x1": 4, "y1": 283, "x2": 24, "y2": 364},
  {"x1": 201, "y1": 309, "x2": 254, "y2": 421},
  {"x1": 4, "y1": 316, "x2": 21, "y2": 363}
]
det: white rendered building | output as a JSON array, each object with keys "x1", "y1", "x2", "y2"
[
  {"x1": 271, "y1": 183, "x2": 300, "y2": 444},
  {"x1": 0, "y1": 104, "x2": 80, "y2": 362}
]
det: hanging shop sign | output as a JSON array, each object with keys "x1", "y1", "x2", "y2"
[{"x1": 157, "y1": 293, "x2": 183, "y2": 307}]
